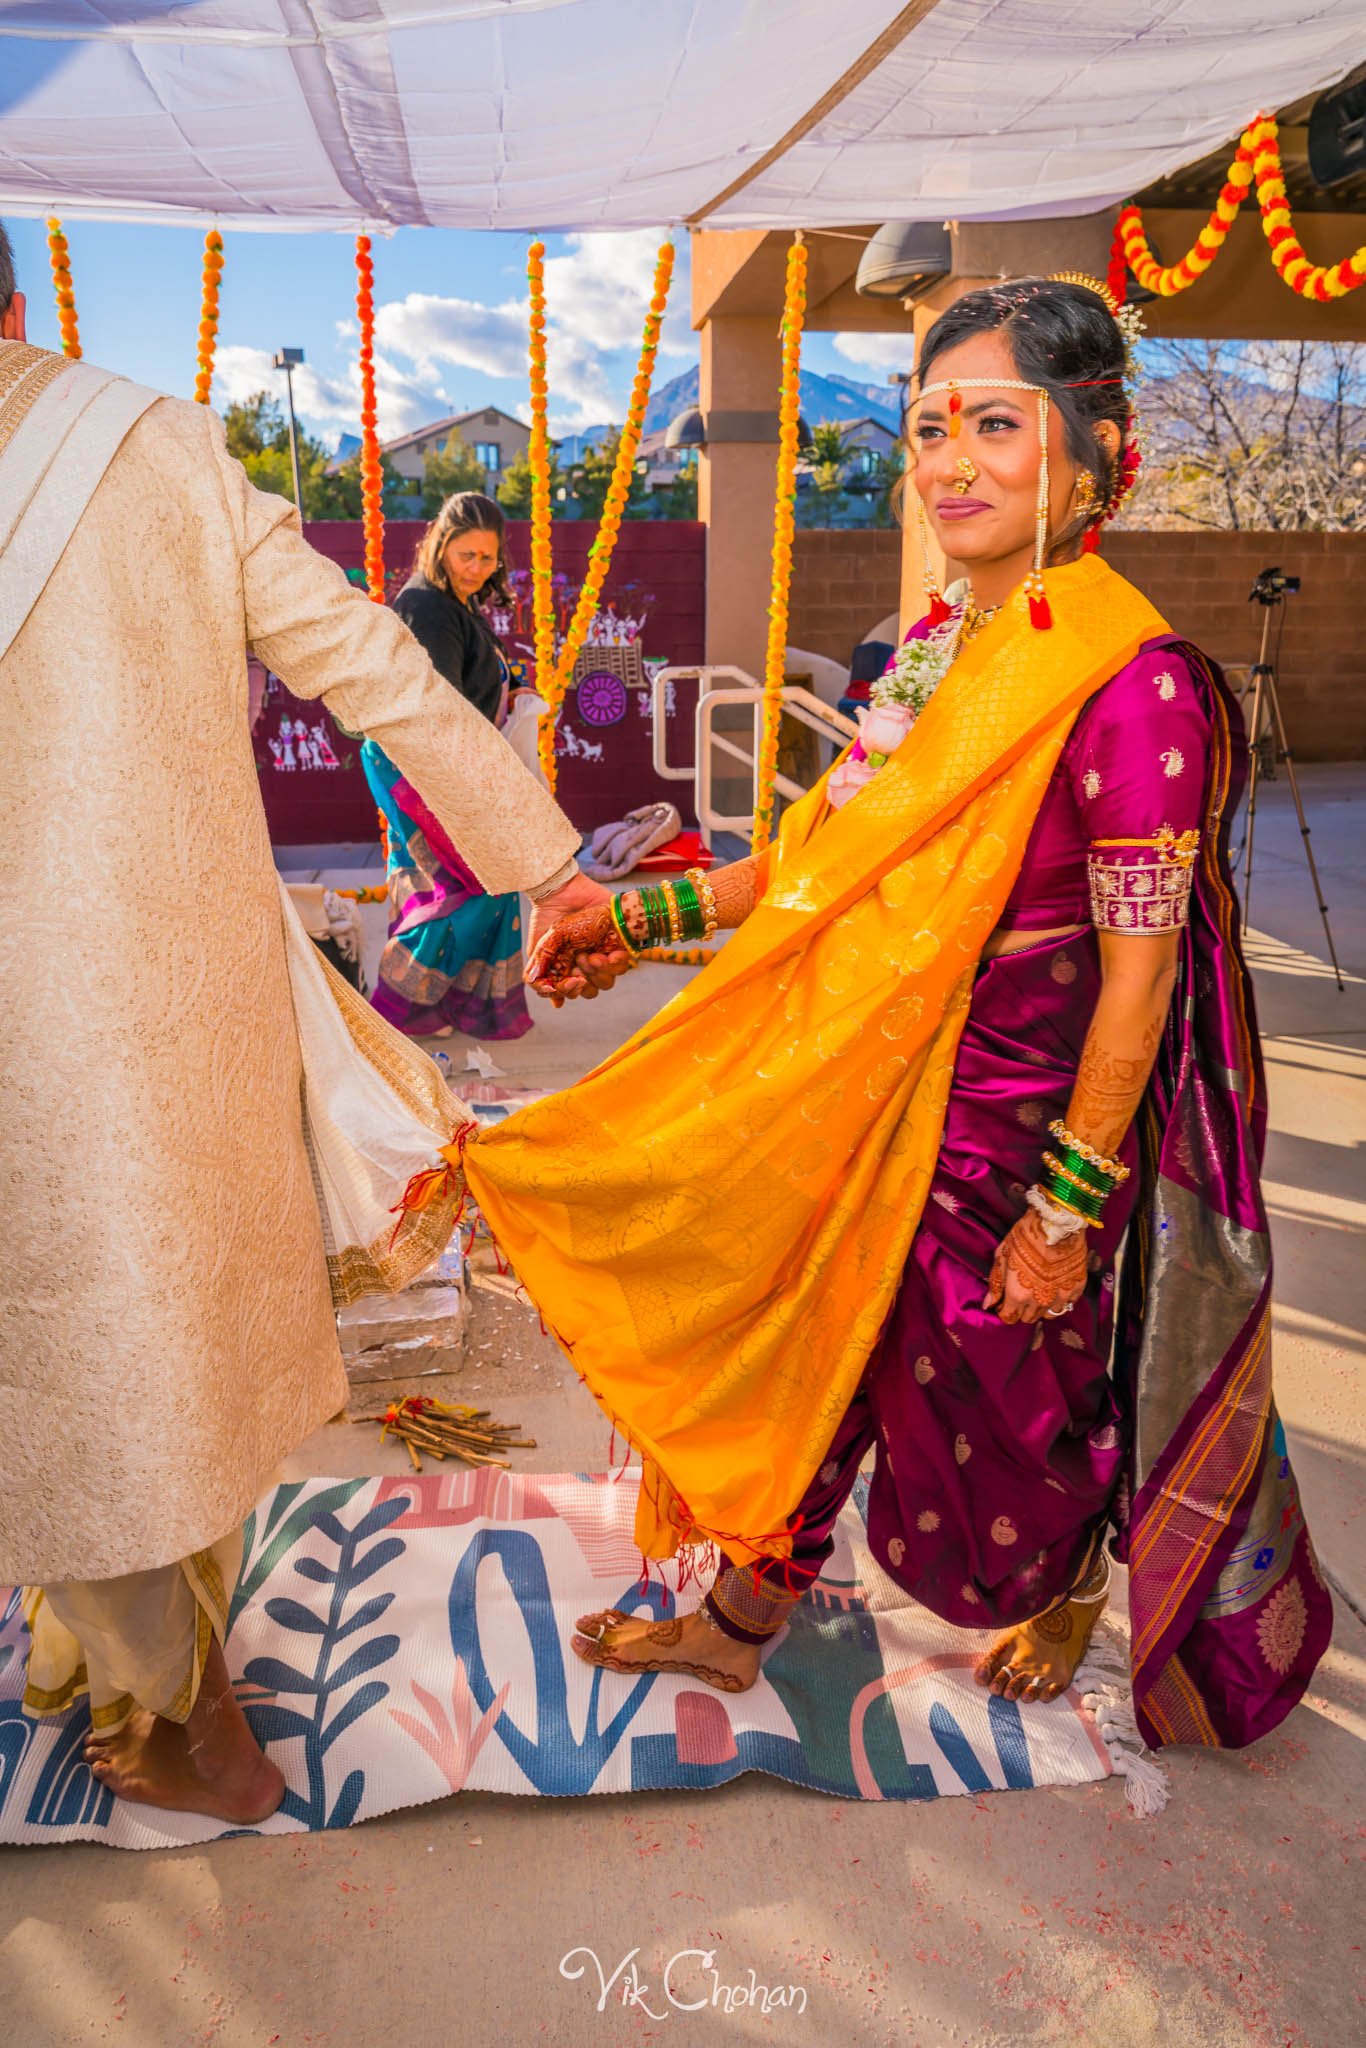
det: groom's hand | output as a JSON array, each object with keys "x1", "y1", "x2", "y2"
[{"x1": 526, "y1": 874, "x2": 632, "y2": 1003}]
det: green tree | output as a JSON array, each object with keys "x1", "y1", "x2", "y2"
[
  {"x1": 223, "y1": 390, "x2": 290, "y2": 460},
  {"x1": 805, "y1": 419, "x2": 859, "y2": 497},
  {"x1": 870, "y1": 440, "x2": 905, "y2": 528},
  {"x1": 238, "y1": 436, "x2": 406, "y2": 521},
  {"x1": 420, "y1": 433, "x2": 488, "y2": 514},
  {"x1": 566, "y1": 429, "x2": 649, "y2": 520},
  {"x1": 654, "y1": 463, "x2": 698, "y2": 519},
  {"x1": 496, "y1": 444, "x2": 565, "y2": 517}
]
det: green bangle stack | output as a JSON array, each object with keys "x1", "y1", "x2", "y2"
[
  {"x1": 621, "y1": 878, "x2": 717, "y2": 951},
  {"x1": 1039, "y1": 1118, "x2": 1130, "y2": 1226}
]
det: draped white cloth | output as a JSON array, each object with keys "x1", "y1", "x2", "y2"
[{"x1": 0, "y1": 1, "x2": 1360, "y2": 232}]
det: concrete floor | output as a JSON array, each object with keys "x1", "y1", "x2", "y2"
[{"x1": 5, "y1": 769, "x2": 1365, "y2": 2048}]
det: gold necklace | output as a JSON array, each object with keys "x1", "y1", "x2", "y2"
[{"x1": 959, "y1": 594, "x2": 1001, "y2": 644}]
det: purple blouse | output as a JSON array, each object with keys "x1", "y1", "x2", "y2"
[
  {"x1": 891, "y1": 622, "x2": 1210, "y2": 934},
  {"x1": 999, "y1": 639, "x2": 1209, "y2": 931}
]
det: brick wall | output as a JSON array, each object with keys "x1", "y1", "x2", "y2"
[
  {"x1": 1101, "y1": 531, "x2": 1365, "y2": 762},
  {"x1": 789, "y1": 527, "x2": 1366, "y2": 760},
  {"x1": 788, "y1": 530, "x2": 904, "y2": 667}
]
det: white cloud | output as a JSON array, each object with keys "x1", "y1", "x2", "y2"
[
  {"x1": 212, "y1": 343, "x2": 440, "y2": 440},
  {"x1": 366, "y1": 231, "x2": 692, "y2": 435},
  {"x1": 832, "y1": 329, "x2": 916, "y2": 374},
  {"x1": 544, "y1": 229, "x2": 693, "y2": 361},
  {"x1": 374, "y1": 293, "x2": 527, "y2": 380}
]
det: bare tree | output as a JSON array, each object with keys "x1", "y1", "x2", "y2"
[{"x1": 1123, "y1": 339, "x2": 1366, "y2": 531}]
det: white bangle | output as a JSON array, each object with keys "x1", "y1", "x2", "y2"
[{"x1": 1026, "y1": 1184, "x2": 1091, "y2": 1244}]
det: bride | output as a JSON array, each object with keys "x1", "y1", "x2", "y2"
[{"x1": 463, "y1": 275, "x2": 1329, "y2": 1753}]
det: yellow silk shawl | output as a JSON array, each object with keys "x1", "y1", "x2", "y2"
[{"x1": 463, "y1": 557, "x2": 1170, "y2": 1564}]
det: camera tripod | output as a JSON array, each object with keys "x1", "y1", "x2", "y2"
[{"x1": 1236, "y1": 575, "x2": 1344, "y2": 991}]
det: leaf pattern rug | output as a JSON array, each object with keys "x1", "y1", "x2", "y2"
[{"x1": 0, "y1": 1472, "x2": 1113, "y2": 1848}]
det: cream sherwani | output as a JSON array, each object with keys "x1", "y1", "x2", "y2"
[{"x1": 0, "y1": 343, "x2": 579, "y2": 1588}]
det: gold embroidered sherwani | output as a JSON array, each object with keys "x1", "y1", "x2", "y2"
[{"x1": 0, "y1": 343, "x2": 579, "y2": 1593}]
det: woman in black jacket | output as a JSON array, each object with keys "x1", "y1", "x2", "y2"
[{"x1": 362, "y1": 493, "x2": 534, "y2": 1038}]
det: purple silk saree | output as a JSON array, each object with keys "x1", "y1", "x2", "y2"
[
  {"x1": 1111, "y1": 650, "x2": 1332, "y2": 1749},
  {"x1": 710, "y1": 633, "x2": 1331, "y2": 1751}
]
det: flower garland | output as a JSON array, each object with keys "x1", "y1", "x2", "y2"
[
  {"x1": 531, "y1": 239, "x2": 675, "y2": 792},
  {"x1": 1118, "y1": 115, "x2": 1366, "y2": 304},
  {"x1": 193, "y1": 229, "x2": 224, "y2": 404},
  {"x1": 355, "y1": 234, "x2": 385, "y2": 601},
  {"x1": 1251, "y1": 118, "x2": 1366, "y2": 302},
  {"x1": 826, "y1": 611, "x2": 961, "y2": 810},
  {"x1": 751, "y1": 231, "x2": 807, "y2": 855},
  {"x1": 46, "y1": 218, "x2": 81, "y2": 359},
  {"x1": 526, "y1": 241, "x2": 557, "y2": 772}
]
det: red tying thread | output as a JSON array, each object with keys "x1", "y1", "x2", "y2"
[
  {"x1": 387, "y1": 1119, "x2": 478, "y2": 1250},
  {"x1": 1028, "y1": 589, "x2": 1053, "y2": 630},
  {"x1": 1082, "y1": 524, "x2": 1102, "y2": 554},
  {"x1": 925, "y1": 590, "x2": 953, "y2": 627}
]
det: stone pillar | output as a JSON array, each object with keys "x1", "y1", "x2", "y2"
[{"x1": 699, "y1": 313, "x2": 784, "y2": 678}]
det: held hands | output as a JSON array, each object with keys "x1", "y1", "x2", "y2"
[
  {"x1": 983, "y1": 1207, "x2": 1089, "y2": 1325},
  {"x1": 525, "y1": 875, "x2": 633, "y2": 1004}
]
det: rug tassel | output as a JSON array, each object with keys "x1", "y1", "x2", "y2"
[{"x1": 1077, "y1": 1629, "x2": 1170, "y2": 1819}]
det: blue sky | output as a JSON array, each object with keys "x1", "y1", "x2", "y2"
[{"x1": 4, "y1": 217, "x2": 910, "y2": 449}]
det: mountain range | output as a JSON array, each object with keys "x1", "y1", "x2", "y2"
[{"x1": 558, "y1": 365, "x2": 902, "y2": 455}]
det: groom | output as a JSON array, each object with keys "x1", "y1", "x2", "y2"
[{"x1": 0, "y1": 224, "x2": 608, "y2": 1824}]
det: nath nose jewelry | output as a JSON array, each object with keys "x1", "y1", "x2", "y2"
[{"x1": 952, "y1": 457, "x2": 980, "y2": 495}]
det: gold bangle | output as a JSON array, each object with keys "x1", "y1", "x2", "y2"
[
  {"x1": 684, "y1": 866, "x2": 719, "y2": 940},
  {"x1": 1040, "y1": 1182, "x2": 1103, "y2": 1227},
  {"x1": 661, "y1": 879, "x2": 683, "y2": 946},
  {"x1": 1047, "y1": 1119, "x2": 1130, "y2": 1185}
]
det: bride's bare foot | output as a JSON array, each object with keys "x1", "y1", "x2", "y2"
[
  {"x1": 571, "y1": 1608, "x2": 761, "y2": 1694},
  {"x1": 83, "y1": 1642, "x2": 286, "y2": 1823},
  {"x1": 974, "y1": 1552, "x2": 1110, "y2": 1704}
]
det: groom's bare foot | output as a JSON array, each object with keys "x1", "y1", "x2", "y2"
[
  {"x1": 83, "y1": 1642, "x2": 285, "y2": 1823},
  {"x1": 571, "y1": 1608, "x2": 761, "y2": 1694}
]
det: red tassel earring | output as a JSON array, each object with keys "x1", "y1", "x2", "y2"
[{"x1": 917, "y1": 498, "x2": 953, "y2": 625}]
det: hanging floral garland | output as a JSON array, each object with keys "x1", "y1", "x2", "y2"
[
  {"x1": 1118, "y1": 115, "x2": 1366, "y2": 304},
  {"x1": 526, "y1": 241, "x2": 557, "y2": 762},
  {"x1": 531, "y1": 239, "x2": 675, "y2": 792},
  {"x1": 750, "y1": 230, "x2": 808, "y2": 856},
  {"x1": 193, "y1": 229, "x2": 224, "y2": 404},
  {"x1": 46, "y1": 218, "x2": 81, "y2": 359},
  {"x1": 355, "y1": 234, "x2": 385, "y2": 601}
]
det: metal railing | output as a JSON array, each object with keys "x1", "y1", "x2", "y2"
[{"x1": 650, "y1": 665, "x2": 858, "y2": 848}]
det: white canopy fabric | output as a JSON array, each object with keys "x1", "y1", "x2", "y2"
[{"x1": 0, "y1": 0, "x2": 1361, "y2": 233}]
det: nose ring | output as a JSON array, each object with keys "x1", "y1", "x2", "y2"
[{"x1": 952, "y1": 457, "x2": 980, "y2": 496}]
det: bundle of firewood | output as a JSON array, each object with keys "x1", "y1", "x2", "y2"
[{"x1": 357, "y1": 1394, "x2": 536, "y2": 1472}]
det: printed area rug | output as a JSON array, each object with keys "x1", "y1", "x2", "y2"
[{"x1": 0, "y1": 1471, "x2": 1114, "y2": 1848}]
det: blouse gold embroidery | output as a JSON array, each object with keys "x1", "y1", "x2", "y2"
[
  {"x1": 1155, "y1": 670, "x2": 1178, "y2": 701},
  {"x1": 1088, "y1": 829, "x2": 1200, "y2": 933},
  {"x1": 1160, "y1": 746, "x2": 1186, "y2": 778}
]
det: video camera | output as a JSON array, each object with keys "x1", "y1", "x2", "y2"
[{"x1": 1250, "y1": 565, "x2": 1301, "y2": 605}]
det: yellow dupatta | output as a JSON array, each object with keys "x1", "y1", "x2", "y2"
[{"x1": 463, "y1": 557, "x2": 1170, "y2": 1564}]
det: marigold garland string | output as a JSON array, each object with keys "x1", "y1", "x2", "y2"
[
  {"x1": 1118, "y1": 115, "x2": 1366, "y2": 304},
  {"x1": 193, "y1": 229, "x2": 224, "y2": 404},
  {"x1": 532, "y1": 240, "x2": 675, "y2": 791},
  {"x1": 46, "y1": 218, "x2": 81, "y2": 359},
  {"x1": 355, "y1": 234, "x2": 385, "y2": 601},
  {"x1": 751, "y1": 231, "x2": 808, "y2": 856},
  {"x1": 525, "y1": 241, "x2": 556, "y2": 750}
]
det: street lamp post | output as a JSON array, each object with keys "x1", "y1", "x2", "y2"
[{"x1": 273, "y1": 347, "x2": 306, "y2": 516}]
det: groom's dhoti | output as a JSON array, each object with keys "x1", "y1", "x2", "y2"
[{"x1": 23, "y1": 1529, "x2": 243, "y2": 1735}]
